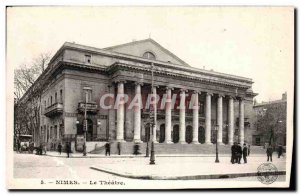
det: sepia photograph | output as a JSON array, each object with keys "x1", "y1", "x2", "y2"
[{"x1": 6, "y1": 6, "x2": 294, "y2": 190}]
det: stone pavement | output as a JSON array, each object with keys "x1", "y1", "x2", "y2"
[{"x1": 90, "y1": 155, "x2": 286, "y2": 180}]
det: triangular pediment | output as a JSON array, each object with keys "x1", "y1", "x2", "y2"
[{"x1": 103, "y1": 38, "x2": 190, "y2": 67}]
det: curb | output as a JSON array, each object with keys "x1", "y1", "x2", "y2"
[{"x1": 90, "y1": 166, "x2": 286, "y2": 180}]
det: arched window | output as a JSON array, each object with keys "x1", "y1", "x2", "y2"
[{"x1": 142, "y1": 52, "x2": 156, "y2": 60}]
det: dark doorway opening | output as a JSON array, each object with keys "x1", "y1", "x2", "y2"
[
  {"x1": 159, "y1": 124, "x2": 165, "y2": 143},
  {"x1": 198, "y1": 126, "x2": 205, "y2": 144},
  {"x1": 173, "y1": 125, "x2": 179, "y2": 143},
  {"x1": 186, "y1": 126, "x2": 193, "y2": 144}
]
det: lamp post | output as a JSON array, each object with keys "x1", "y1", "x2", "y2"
[
  {"x1": 149, "y1": 63, "x2": 156, "y2": 165},
  {"x1": 83, "y1": 89, "x2": 88, "y2": 156},
  {"x1": 145, "y1": 121, "x2": 150, "y2": 157},
  {"x1": 269, "y1": 119, "x2": 282, "y2": 147},
  {"x1": 215, "y1": 124, "x2": 219, "y2": 163}
]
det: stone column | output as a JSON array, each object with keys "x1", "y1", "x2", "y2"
[
  {"x1": 108, "y1": 84, "x2": 116, "y2": 140},
  {"x1": 239, "y1": 98, "x2": 245, "y2": 145},
  {"x1": 133, "y1": 82, "x2": 142, "y2": 143},
  {"x1": 192, "y1": 91, "x2": 199, "y2": 144},
  {"x1": 228, "y1": 96, "x2": 234, "y2": 145},
  {"x1": 152, "y1": 86, "x2": 158, "y2": 143},
  {"x1": 116, "y1": 81, "x2": 125, "y2": 142},
  {"x1": 205, "y1": 93, "x2": 212, "y2": 144},
  {"x1": 179, "y1": 89, "x2": 187, "y2": 144},
  {"x1": 217, "y1": 94, "x2": 223, "y2": 144},
  {"x1": 165, "y1": 87, "x2": 172, "y2": 143}
]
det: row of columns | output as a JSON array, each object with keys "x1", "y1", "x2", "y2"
[{"x1": 115, "y1": 81, "x2": 245, "y2": 145}]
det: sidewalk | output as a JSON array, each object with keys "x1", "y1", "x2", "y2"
[{"x1": 90, "y1": 156, "x2": 286, "y2": 180}]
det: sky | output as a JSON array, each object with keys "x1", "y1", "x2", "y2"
[{"x1": 6, "y1": 6, "x2": 294, "y2": 102}]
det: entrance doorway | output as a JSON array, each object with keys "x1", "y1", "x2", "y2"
[
  {"x1": 159, "y1": 124, "x2": 165, "y2": 143},
  {"x1": 86, "y1": 119, "x2": 93, "y2": 141},
  {"x1": 186, "y1": 125, "x2": 193, "y2": 144},
  {"x1": 172, "y1": 125, "x2": 179, "y2": 143},
  {"x1": 198, "y1": 126, "x2": 205, "y2": 144},
  {"x1": 145, "y1": 124, "x2": 151, "y2": 142}
]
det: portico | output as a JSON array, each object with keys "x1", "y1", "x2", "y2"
[{"x1": 112, "y1": 64, "x2": 249, "y2": 145}]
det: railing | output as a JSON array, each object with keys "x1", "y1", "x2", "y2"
[{"x1": 44, "y1": 102, "x2": 63, "y2": 117}]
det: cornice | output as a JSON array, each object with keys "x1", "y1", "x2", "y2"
[{"x1": 109, "y1": 62, "x2": 252, "y2": 89}]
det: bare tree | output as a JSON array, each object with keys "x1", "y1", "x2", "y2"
[
  {"x1": 14, "y1": 52, "x2": 51, "y2": 100},
  {"x1": 255, "y1": 103, "x2": 287, "y2": 147},
  {"x1": 14, "y1": 52, "x2": 52, "y2": 146}
]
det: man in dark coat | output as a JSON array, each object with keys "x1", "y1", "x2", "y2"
[
  {"x1": 267, "y1": 145, "x2": 273, "y2": 162},
  {"x1": 237, "y1": 143, "x2": 242, "y2": 164},
  {"x1": 117, "y1": 142, "x2": 121, "y2": 155},
  {"x1": 105, "y1": 142, "x2": 110, "y2": 156},
  {"x1": 278, "y1": 145, "x2": 283, "y2": 158},
  {"x1": 231, "y1": 142, "x2": 238, "y2": 164},
  {"x1": 133, "y1": 144, "x2": 140, "y2": 155},
  {"x1": 66, "y1": 142, "x2": 71, "y2": 158},
  {"x1": 242, "y1": 144, "x2": 248, "y2": 163},
  {"x1": 58, "y1": 143, "x2": 62, "y2": 155}
]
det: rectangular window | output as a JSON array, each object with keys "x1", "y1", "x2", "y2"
[
  {"x1": 83, "y1": 87, "x2": 93, "y2": 102},
  {"x1": 88, "y1": 90, "x2": 92, "y2": 102},
  {"x1": 85, "y1": 55, "x2": 91, "y2": 64},
  {"x1": 55, "y1": 93, "x2": 57, "y2": 103},
  {"x1": 60, "y1": 89, "x2": 63, "y2": 103},
  {"x1": 255, "y1": 137, "x2": 261, "y2": 145}
]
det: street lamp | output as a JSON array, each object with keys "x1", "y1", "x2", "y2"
[
  {"x1": 269, "y1": 119, "x2": 282, "y2": 147},
  {"x1": 144, "y1": 121, "x2": 150, "y2": 157},
  {"x1": 82, "y1": 88, "x2": 89, "y2": 156},
  {"x1": 215, "y1": 125, "x2": 219, "y2": 163}
]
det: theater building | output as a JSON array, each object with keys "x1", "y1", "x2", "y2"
[{"x1": 32, "y1": 38, "x2": 257, "y2": 151}]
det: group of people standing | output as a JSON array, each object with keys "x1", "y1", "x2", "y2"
[
  {"x1": 231, "y1": 142, "x2": 249, "y2": 164},
  {"x1": 266, "y1": 144, "x2": 284, "y2": 162}
]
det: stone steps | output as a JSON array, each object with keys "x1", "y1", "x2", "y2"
[{"x1": 90, "y1": 142, "x2": 266, "y2": 155}]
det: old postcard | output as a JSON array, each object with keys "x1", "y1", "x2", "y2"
[{"x1": 6, "y1": 6, "x2": 294, "y2": 189}]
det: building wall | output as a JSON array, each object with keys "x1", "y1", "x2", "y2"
[
  {"x1": 40, "y1": 75, "x2": 65, "y2": 148},
  {"x1": 62, "y1": 69, "x2": 110, "y2": 141}
]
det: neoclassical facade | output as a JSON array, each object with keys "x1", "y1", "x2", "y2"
[{"x1": 34, "y1": 38, "x2": 257, "y2": 150}]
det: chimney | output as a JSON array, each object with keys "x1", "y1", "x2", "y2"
[{"x1": 282, "y1": 92, "x2": 287, "y2": 100}]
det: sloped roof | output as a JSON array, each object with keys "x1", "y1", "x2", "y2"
[{"x1": 103, "y1": 38, "x2": 190, "y2": 67}]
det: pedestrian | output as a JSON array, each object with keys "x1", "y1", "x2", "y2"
[
  {"x1": 66, "y1": 142, "x2": 71, "y2": 158},
  {"x1": 231, "y1": 142, "x2": 237, "y2": 164},
  {"x1": 266, "y1": 145, "x2": 273, "y2": 162},
  {"x1": 248, "y1": 144, "x2": 251, "y2": 156},
  {"x1": 133, "y1": 144, "x2": 140, "y2": 155},
  {"x1": 17, "y1": 140, "x2": 21, "y2": 153},
  {"x1": 38, "y1": 143, "x2": 43, "y2": 155},
  {"x1": 237, "y1": 143, "x2": 242, "y2": 164},
  {"x1": 243, "y1": 143, "x2": 248, "y2": 163},
  {"x1": 58, "y1": 143, "x2": 62, "y2": 155},
  {"x1": 278, "y1": 145, "x2": 283, "y2": 158},
  {"x1": 105, "y1": 142, "x2": 110, "y2": 156},
  {"x1": 117, "y1": 142, "x2": 121, "y2": 155}
]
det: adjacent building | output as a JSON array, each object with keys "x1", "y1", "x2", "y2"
[{"x1": 252, "y1": 92, "x2": 287, "y2": 146}]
